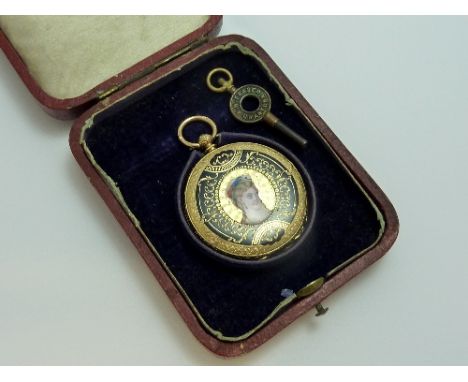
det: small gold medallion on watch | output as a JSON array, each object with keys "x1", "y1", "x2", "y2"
[{"x1": 178, "y1": 116, "x2": 307, "y2": 260}]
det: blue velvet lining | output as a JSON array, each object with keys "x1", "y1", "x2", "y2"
[{"x1": 83, "y1": 45, "x2": 382, "y2": 339}]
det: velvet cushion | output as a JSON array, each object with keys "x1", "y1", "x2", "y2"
[{"x1": 82, "y1": 44, "x2": 382, "y2": 339}]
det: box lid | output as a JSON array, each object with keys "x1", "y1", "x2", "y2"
[{"x1": 0, "y1": 16, "x2": 222, "y2": 119}]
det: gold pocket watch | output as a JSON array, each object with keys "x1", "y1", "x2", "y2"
[{"x1": 178, "y1": 115, "x2": 310, "y2": 263}]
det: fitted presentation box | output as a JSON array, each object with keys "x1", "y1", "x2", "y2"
[{"x1": 0, "y1": 16, "x2": 399, "y2": 357}]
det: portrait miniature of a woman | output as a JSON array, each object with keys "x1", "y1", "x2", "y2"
[{"x1": 226, "y1": 175, "x2": 272, "y2": 225}]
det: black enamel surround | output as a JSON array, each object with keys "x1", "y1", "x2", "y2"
[{"x1": 83, "y1": 45, "x2": 382, "y2": 339}]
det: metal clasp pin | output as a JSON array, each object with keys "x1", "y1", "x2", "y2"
[{"x1": 315, "y1": 303, "x2": 329, "y2": 317}]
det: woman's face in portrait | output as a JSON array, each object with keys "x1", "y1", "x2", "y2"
[
  {"x1": 225, "y1": 173, "x2": 273, "y2": 225},
  {"x1": 240, "y1": 186, "x2": 262, "y2": 210}
]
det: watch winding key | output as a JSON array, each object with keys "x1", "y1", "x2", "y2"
[
  {"x1": 206, "y1": 67, "x2": 308, "y2": 147},
  {"x1": 178, "y1": 115, "x2": 308, "y2": 261}
]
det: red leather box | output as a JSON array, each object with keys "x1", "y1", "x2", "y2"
[{"x1": 0, "y1": 16, "x2": 398, "y2": 357}]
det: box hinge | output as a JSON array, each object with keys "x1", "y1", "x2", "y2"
[{"x1": 97, "y1": 36, "x2": 209, "y2": 101}]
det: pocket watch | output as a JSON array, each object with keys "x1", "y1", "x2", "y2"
[{"x1": 178, "y1": 116, "x2": 310, "y2": 263}]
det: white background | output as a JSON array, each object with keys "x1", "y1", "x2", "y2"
[{"x1": 0, "y1": 16, "x2": 467, "y2": 365}]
